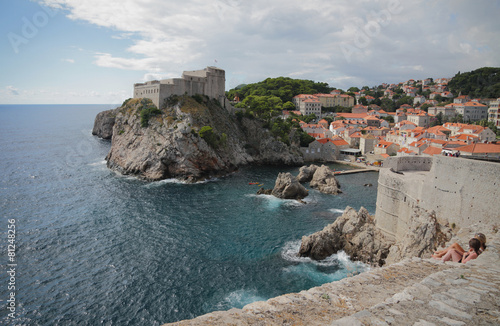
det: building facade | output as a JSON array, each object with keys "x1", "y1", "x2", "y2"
[{"x1": 133, "y1": 66, "x2": 226, "y2": 109}]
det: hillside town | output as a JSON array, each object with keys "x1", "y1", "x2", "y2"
[{"x1": 285, "y1": 78, "x2": 500, "y2": 163}]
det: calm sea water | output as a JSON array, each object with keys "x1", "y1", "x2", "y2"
[{"x1": 0, "y1": 105, "x2": 379, "y2": 325}]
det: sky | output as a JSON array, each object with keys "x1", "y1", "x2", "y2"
[{"x1": 1, "y1": 0, "x2": 500, "y2": 104}]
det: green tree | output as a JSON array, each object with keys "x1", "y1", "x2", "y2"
[
  {"x1": 283, "y1": 101, "x2": 295, "y2": 110},
  {"x1": 380, "y1": 98, "x2": 396, "y2": 112},
  {"x1": 359, "y1": 96, "x2": 368, "y2": 106}
]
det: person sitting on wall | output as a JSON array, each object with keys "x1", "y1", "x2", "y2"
[
  {"x1": 432, "y1": 233, "x2": 486, "y2": 259},
  {"x1": 441, "y1": 238, "x2": 482, "y2": 263}
]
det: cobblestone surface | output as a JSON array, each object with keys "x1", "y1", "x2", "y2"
[{"x1": 164, "y1": 233, "x2": 500, "y2": 326}]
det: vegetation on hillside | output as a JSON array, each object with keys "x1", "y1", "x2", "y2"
[
  {"x1": 226, "y1": 77, "x2": 332, "y2": 104},
  {"x1": 138, "y1": 98, "x2": 161, "y2": 127},
  {"x1": 448, "y1": 67, "x2": 500, "y2": 98}
]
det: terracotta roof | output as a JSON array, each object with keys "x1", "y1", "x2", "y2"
[
  {"x1": 398, "y1": 148, "x2": 416, "y2": 154},
  {"x1": 464, "y1": 101, "x2": 487, "y2": 107},
  {"x1": 336, "y1": 113, "x2": 369, "y2": 119},
  {"x1": 455, "y1": 143, "x2": 500, "y2": 154},
  {"x1": 332, "y1": 139, "x2": 349, "y2": 146},
  {"x1": 377, "y1": 141, "x2": 394, "y2": 148},
  {"x1": 423, "y1": 146, "x2": 443, "y2": 156}
]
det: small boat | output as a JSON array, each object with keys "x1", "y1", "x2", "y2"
[{"x1": 248, "y1": 182, "x2": 259, "y2": 185}]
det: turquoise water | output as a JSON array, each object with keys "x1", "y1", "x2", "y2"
[{"x1": 0, "y1": 105, "x2": 378, "y2": 325}]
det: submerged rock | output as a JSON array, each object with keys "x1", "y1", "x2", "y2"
[
  {"x1": 256, "y1": 188, "x2": 272, "y2": 195},
  {"x1": 309, "y1": 165, "x2": 341, "y2": 195},
  {"x1": 271, "y1": 172, "x2": 308, "y2": 200}
]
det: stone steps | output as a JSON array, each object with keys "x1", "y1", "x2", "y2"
[{"x1": 164, "y1": 235, "x2": 500, "y2": 326}]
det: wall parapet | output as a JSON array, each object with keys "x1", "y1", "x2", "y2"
[{"x1": 383, "y1": 156, "x2": 433, "y2": 172}]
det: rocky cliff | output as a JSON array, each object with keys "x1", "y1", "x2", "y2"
[
  {"x1": 299, "y1": 206, "x2": 451, "y2": 266},
  {"x1": 93, "y1": 96, "x2": 304, "y2": 182}
]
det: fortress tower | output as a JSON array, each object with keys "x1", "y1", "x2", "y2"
[{"x1": 133, "y1": 67, "x2": 226, "y2": 109}]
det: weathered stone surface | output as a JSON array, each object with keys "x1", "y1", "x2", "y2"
[
  {"x1": 385, "y1": 208, "x2": 451, "y2": 265},
  {"x1": 92, "y1": 108, "x2": 118, "y2": 139},
  {"x1": 271, "y1": 172, "x2": 308, "y2": 200},
  {"x1": 299, "y1": 206, "x2": 390, "y2": 265},
  {"x1": 309, "y1": 164, "x2": 342, "y2": 195},
  {"x1": 297, "y1": 164, "x2": 319, "y2": 183},
  {"x1": 95, "y1": 96, "x2": 303, "y2": 182}
]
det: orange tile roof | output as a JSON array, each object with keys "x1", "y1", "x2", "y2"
[
  {"x1": 423, "y1": 146, "x2": 443, "y2": 156},
  {"x1": 455, "y1": 143, "x2": 500, "y2": 154},
  {"x1": 464, "y1": 101, "x2": 487, "y2": 107},
  {"x1": 332, "y1": 139, "x2": 349, "y2": 146},
  {"x1": 336, "y1": 113, "x2": 369, "y2": 119},
  {"x1": 398, "y1": 147, "x2": 416, "y2": 154}
]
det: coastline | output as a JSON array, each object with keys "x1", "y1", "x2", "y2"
[
  {"x1": 331, "y1": 159, "x2": 381, "y2": 172},
  {"x1": 164, "y1": 230, "x2": 500, "y2": 325}
]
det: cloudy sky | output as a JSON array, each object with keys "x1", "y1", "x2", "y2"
[{"x1": 1, "y1": 0, "x2": 499, "y2": 104}]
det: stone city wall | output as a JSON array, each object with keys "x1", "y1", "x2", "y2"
[{"x1": 375, "y1": 155, "x2": 499, "y2": 242}]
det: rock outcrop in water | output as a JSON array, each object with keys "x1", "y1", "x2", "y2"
[
  {"x1": 297, "y1": 164, "x2": 341, "y2": 195},
  {"x1": 299, "y1": 206, "x2": 451, "y2": 266},
  {"x1": 309, "y1": 165, "x2": 341, "y2": 195},
  {"x1": 271, "y1": 172, "x2": 308, "y2": 200},
  {"x1": 296, "y1": 164, "x2": 319, "y2": 183},
  {"x1": 299, "y1": 206, "x2": 390, "y2": 266},
  {"x1": 93, "y1": 96, "x2": 304, "y2": 182}
]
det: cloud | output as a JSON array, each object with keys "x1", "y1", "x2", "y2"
[
  {"x1": 6, "y1": 86, "x2": 20, "y2": 95},
  {"x1": 38, "y1": 0, "x2": 500, "y2": 90},
  {"x1": 64, "y1": 58, "x2": 75, "y2": 63}
]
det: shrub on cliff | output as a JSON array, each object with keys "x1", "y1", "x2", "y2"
[
  {"x1": 140, "y1": 106, "x2": 162, "y2": 127},
  {"x1": 199, "y1": 125, "x2": 227, "y2": 149}
]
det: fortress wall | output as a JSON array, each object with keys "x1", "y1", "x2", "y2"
[
  {"x1": 383, "y1": 156, "x2": 433, "y2": 172},
  {"x1": 375, "y1": 167, "x2": 426, "y2": 241},
  {"x1": 134, "y1": 83, "x2": 161, "y2": 108},
  {"x1": 135, "y1": 67, "x2": 226, "y2": 109},
  {"x1": 421, "y1": 155, "x2": 499, "y2": 227},
  {"x1": 375, "y1": 156, "x2": 500, "y2": 242}
]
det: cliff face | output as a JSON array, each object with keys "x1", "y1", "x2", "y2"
[
  {"x1": 92, "y1": 109, "x2": 116, "y2": 140},
  {"x1": 93, "y1": 96, "x2": 303, "y2": 182}
]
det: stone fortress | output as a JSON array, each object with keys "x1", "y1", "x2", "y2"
[{"x1": 133, "y1": 66, "x2": 228, "y2": 109}]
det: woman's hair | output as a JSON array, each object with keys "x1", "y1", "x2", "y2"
[
  {"x1": 469, "y1": 238, "x2": 481, "y2": 253},
  {"x1": 475, "y1": 233, "x2": 487, "y2": 249}
]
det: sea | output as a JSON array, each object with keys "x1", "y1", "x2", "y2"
[{"x1": 0, "y1": 104, "x2": 379, "y2": 325}]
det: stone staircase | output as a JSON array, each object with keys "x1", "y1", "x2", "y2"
[{"x1": 165, "y1": 234, "x2": 500, "y2": 326}]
